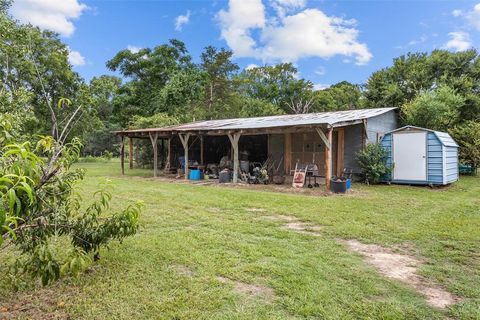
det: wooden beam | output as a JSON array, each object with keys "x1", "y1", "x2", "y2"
[
  {"x1": 166, "y1": 137, "x2": 171, "y2": 172},
  {"x1": 149, "y1": 132, "x2": 159, "y2": 177},
  {"x1": 120, "y1": 136, "x2": 125, "y2": 175},
  {"x1": 336, "y1": 128, "x2": 345, "y2": 177},
  {"x1": 227, "y1": 132, "x2": 241, "y2": 183},
  {"x1": 324, "y1": 128, "x2": 333, "y2": 191},
  {"x1": 135, "y1": 140, "x2": 138, "y2": 164},
  {"x1": 200, "y1": 135, "x2": 204, "y2": 164},
  {"x1": 129, "y1": 137, "x2": 133, "y2": 169},
  {"x1": 178, "y1": 133, "x2": 191, "y2": 180},
  {"x1": 284, "y1": 133, "x2": 292, "y2": 174},
  {"x1": 315, "y1": 127, "x2": 331, "y2": 150}
]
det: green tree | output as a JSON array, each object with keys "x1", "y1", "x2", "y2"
[
  {"x1": 107, "y1": 39, "x2": 194, "y2": 126},
  {"x1": 402, "y1": 85, "x2": 464, "y2": 131},
  {"x1": 82, "y1": 76, "x2": 122, "y2": 155},
  {"x1": 237, "y1": 63, "x2": 314, "y2": 114},
  {"x1": 364, "y1": 50, "x2": 480, "y2": 123},
  {"x1": 449, "y1": 121, "x2": 480, "y2": 173},
  {"x1": 200, "y1": 46, "x2": 239, "y2": 119},
  {"x1": 312, "y1": 81, "x2": 362, "y2": 112}
]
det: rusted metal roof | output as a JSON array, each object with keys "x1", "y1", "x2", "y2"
[{"x1": 116, "y1": 107, "x2": 397, "y2": 135}]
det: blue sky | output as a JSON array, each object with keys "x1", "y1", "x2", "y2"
[{"x1": 10, "y1": 0, "x2": 480, "y2": 88}]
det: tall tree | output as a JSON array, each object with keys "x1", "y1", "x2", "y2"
[
  {"x1": 364, "y1": 49, "x2": 480, "y2": 124},
  {"x1": 237, "y1": 63, "x2": 314, "y2": 114},
  {"x1": 200, "y1": 46, "x2": 239, "y2": 119},
  {"x1": 0, "y1": 6, "x2": 83, "y2": 138},
  {"x1": 107, "y1": 39, "x2": 194, "y2": 126}
]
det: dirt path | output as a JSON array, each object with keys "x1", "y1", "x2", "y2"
[{"x1": 344, "y1": 239, "x2": 460, "y2": 309}]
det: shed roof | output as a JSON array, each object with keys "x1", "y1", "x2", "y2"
[
  {"x1": 386, "y1": 125, "x2": 459, "y2": 147},
  {"x1": 116, "y1": 107, "x2": 397, "y2": 135}
]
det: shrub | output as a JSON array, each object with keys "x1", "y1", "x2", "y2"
[
  {"x1": 449, "y1": 121, "x2": 480, "y2": 174},
  {"x1": 356, "y1": 143, "x2": 391, "y2": 184},
  {"x1": 0, "y1": 118, "x2": 143, "y2": 287}
]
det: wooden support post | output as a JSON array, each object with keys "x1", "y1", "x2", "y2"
[
  {"x1": 336, "y1": 128, "x2": 345, "y2": 177},
  {"x1": 178, "y1": 133, "x2": 191, "y2": 180},
  {"x1": 129, "y1": 137, "x2": 133, "y2": 169},
  {"x1": 227, "y1": 132, "x2": 241, "y2": 183},
  {"x1": 149, "y1": 132, "x2": 159, "y2": 177},
  {"x1": 120, "y1": 136, "x2": 125, "y2": 175},
  {"x1": 324, "y1": 128, "x2": 333, "y2": 191},
  {"x1": 284, "y1": 133, "x2": 292, "y2": 174},
  {"x1": 200, "y1": 135, "x2": 204, "y2": 164},
  {"x1": 135, "y1": 140, "x2": 138, "y2": 164},
  {"x1": 166, "y1": 137, "x2": 171, "y2": 171}
]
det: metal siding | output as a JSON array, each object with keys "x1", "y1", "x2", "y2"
[
  {"x1": 445, "y1": 146, "x2": 459, "y2": 183},
  {"x1": 366, "y1": 111, "x2": 398, "y2": 142},
  {"x1": 427, "y1": 132, "x2": 444, "y2": 184},
  {"x1": 380, "y1": 133, "x2": 393, "y2": 181},
  {"x1": 117, "y1": 108, "x2": 397, "y2": 133},
  {"x1": 381, "y1": 127, "x2": 459, "y2": 185},
  {"x1": 344, "y1": 123, "x2": 364, "y2": 173}
]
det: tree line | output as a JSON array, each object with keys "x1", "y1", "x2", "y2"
[{"x1": 1, "y1": 7, "x2": 479, "y2": 169}]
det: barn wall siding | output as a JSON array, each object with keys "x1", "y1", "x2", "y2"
[
  {"x1": 366, "y1": 111, "x2": 398, "y2": 143},
  {"x1": 344, "y1": 124, "x2": 364, "y2": 173}
]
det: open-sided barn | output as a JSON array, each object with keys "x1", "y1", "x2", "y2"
[{"x1": 115, "y1": 107, "x2": 398, "y2": 189}]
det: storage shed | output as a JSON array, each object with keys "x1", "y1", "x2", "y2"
[
  {"x1": 381, "y1": 126, "x2": 459, "y2": 185},
  {"x1": 116, "y1": 107, "x2": 399, "y2": 190}
]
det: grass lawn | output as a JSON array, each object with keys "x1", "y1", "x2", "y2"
[{"x1": 1, "y1": 161, "x2": 479, "y2": 319}]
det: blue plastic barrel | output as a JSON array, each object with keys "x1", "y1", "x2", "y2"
[
  {"x1": 189, "y1": 169, "x2": 201, "y2": 180},
  {"x1": 346, "y1": 179, "x2": 351, "y2": 189}
]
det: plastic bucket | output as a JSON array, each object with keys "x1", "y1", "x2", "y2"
[
  {"x1": 331, "y1": 179, "x2": 347, "y2": 193},
  {"x1": 346, "y1": 179, "x2": 351, "y2": 189},
  {"x1": 189, "y1": 169, "x2": 201, "y2": 180}
]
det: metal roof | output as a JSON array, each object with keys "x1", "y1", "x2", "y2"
[
  {"x1": 385, "y1": 125, "x2": 459, "y2": 147},
  {"x1": 116, "y1": 107, "x2": 397, "y2": 135}
]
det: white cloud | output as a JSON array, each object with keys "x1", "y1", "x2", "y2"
[
  {"x1": 452, "y1": 9, "x2": 462, "y2": 17},
  {"x1": 466, "y1": 3, "x2": 480, "y2": 30},
  {"x1": 443, "y1": 32, "x2": 472, "y2": 52},
  {"x1": 217, "y1": 0, "x2": 266, "y2": 57},
  {"x1": 67, "y1": 47, "x2": 85, "y2": 66},
  {"x1": 314, "y1": 66, "x2": 326, "y2": 75},
  {"x1": 175, "y1": 10, "x2": 191, "y2": 31},
  {"x1": 452, "y1": 3, "x2": 480, "y2": 30},
  {"x1": 408, "y1": 35, "x2": 427, "y2": 46},
  {"x1": 10, "y1": 0, "x2": 87, "y2": 37},
  {"x1": 217, "y1": 0, "x2": 372, "y2": 65},
  {"x1": 313, "y1": 83, "x2": 330, "y2": 90},
  {"x1": 270, "y1": 0, "x2": 306, "y2": 17},
  {"x1": 127, "y1": 45, "x2": 142, "y2": 54},
  {"x1": 245, "y1": 63, "x2": 259, "y2": 70}
]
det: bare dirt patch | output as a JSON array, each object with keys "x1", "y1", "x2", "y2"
[
  {"x1": 0, "y1": 288, "x2": 70, "y2": 320},
  {"x1": 280, "y1": 222, "x2": 322, "y2": 236},
  {"x1": 263, "y1": 215, "x2": 323, "y2": 236},
  {"x1": 244, "y1": 208, "x2": 267, "y2": 212},
  {"x1": 217, "y1": 277, "x2": 274, "y2": 302},
  {"x1": 172, "y1": 264, "x2": 194, "y2": 277},
  {"x1": 260, "y1": 214, "x2": 297, "y2": 222},
  {"x1": 344, "y1": 239, "x2": 460, "y2": 309}
]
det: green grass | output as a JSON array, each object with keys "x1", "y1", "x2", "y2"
[{"x1": 1, "y1": 161, "x2": 479, "y2": 319}]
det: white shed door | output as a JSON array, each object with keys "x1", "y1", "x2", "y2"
[{"x1": 393, "y1": 132, "x2": 427, "y2": 181}]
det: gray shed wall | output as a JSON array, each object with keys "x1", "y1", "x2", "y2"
[
  {"x1": 344, "y1": 124, "x2": 363, "y2": 173},
  {"x1": 366, "y1": 110, "x2": 398, "y2": 143}
]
